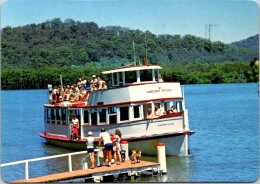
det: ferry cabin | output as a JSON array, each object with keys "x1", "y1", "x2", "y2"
[{"x1": 42, "y1": 65, "x2": 193, "y2": 156}]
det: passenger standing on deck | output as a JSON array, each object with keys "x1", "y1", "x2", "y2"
[
  {"x1": 169, "y1": 105, "x2": 178, "y2": 114},
  {"x1": 159, "y1": 74, "x2": 164, "y2": 82},
  {"x1": 91, "y1": 75, "x2": 98, "y2": 84},
  {"x1": 146, "y1": 108, "x2": 154, "y2": 119},
  {"x1": 102, "y1": 81, "x2": 108, "y2": 90},
  {"x1": 154, "y1": 105, "x2": 161, "y2": 118},
  {"x1": 81, "y1": 77, "x2": 87, "y2": 89},
  {"x1": 113, "y1": 129, "x2": 122, "y2": 165},
  {"x1": 72, "y1": 114, "x2": 80, "y2": 140},
  {"x1": 90, "y1": 83, "x2": 98, "y2": 92},
  {"x1": 86, "y1": 131, "x2": 95, "y2": 169},
  {"x1": 98, "y1": 128, "x2": 113, "y2": 167}
]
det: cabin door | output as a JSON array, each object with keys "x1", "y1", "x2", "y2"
[
  {"x1": 68, "y1": 109, "x2": 82, "y2": 137},
  {"x1": 143, "y1": 103, "x2": 152, "y2": 119}
]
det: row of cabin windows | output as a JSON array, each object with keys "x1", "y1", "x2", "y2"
[
  {"x1": 111, "y1": 69, "x2": 159, "y2": 86},
  {"x1": 45, "y1": 101, "x2": 182, "y2": 125},
  {"x1": 46, "y1": 108, "x2": 81, "y2": 125},
  {"x1": 83, "y1": 106, "x2": 139, "y2": 125}
]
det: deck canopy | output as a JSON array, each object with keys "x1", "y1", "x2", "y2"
[
  {"x1": 102, "y1": 65, "x2": 162, "y2": 87},
  {"x1": 102, "y1": 65, "x2": 162, "y2": 74}
]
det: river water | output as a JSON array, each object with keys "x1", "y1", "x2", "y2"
[{"x1": 1, "y1": 83, "x2": 259, "y2": 182}]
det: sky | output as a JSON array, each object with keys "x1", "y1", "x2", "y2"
[{"x1": 0, "y1": 0, "x2": 259, "y2": 43}]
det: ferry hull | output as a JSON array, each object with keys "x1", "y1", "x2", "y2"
[{"x1": 40, "y1": 132, "x2": 193, "y2": 156}]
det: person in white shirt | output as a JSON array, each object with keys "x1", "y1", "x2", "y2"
[
  {"x1": 98, "y1": 128, "x2": 113, "y2": 166},
  {"x1": 169, "y1": 105, "x2": 178, "y2": 114},
  {"x1": 72, "y1": 114, "x2": 80, "y2": 140},
  {"x1": 91, "y1": 75, "x2": 98, "y2": 84},
  {"x1": 154, "y1": 105, "x2": 161, "y2": 118},
  {"x1": 86, "y1": 131, "x2": 95, "y2": 169},
  {"x1": 81, "y1": 77, "x2": 87, "y2": 89}
]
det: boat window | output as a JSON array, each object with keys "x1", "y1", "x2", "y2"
[
  {"x1": 140, "y1": 69, "x2": 153, "y2": 82},
  {"x1": 125, "y1": 71, "x2": 137, "y2": 84},
  {"x1": 47, "y1": 108, "x2": 51, "y2": 123},
  {"x1": 133, "y1": 105, "x2": 141, "y2": 119},
  {"x1": 61, "y1": 109, "x2": 66, "y2": 124},
  {"x1": 90, "y1": 109, "x2": 97, "y2": 125},
  {"x1": 120, "y1": 106, "x2": 129, "y2": 121},
  {"x1": 68, "y1": 109, "x2": 81, "y2": 124},
  {"x1": 143, "y1": 103, "x2": 152, "y2": 120},
  {"x1": 51, "y1": 109, "x2": 55, "y2": 123},
  {"x1": 164, "y1": 102, "x2": 170, "y2": 111},
  {"x1": 154, "y1": 69, "x2": 159, "y2": 81},
  {"x1": 113, "y1": 73, "x2": 118, "y2": 86},
  {"x1": 68, "y1": 110, "x2": 74, "y2": 122},
  {"x1": 84, "y1": 110, "x2": 89, "y2": 124},
  {"x1": 56, "y1": 109, "x2": 61, "y2": 121},
  {"x1": 154, "y1": 103, "x2": 161, "y2": 109},
  {"x1": 108, "y1": 107, "x2": 117, "y2": 124},
  {"x1": 118, "y1": 72, "x2": 123, "y2": 86},
  {"x1": 178, "y1": 101, "x2": 183, "y2": 112},
  {"x1": 108, "y1": 107, "x2": 117, "y2": 114},
  {"x1": 99, "y1": 109, "x2": 106, "y2": 123}
]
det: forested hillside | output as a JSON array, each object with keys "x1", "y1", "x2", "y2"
[
  {"x1": 231, "y1": 34, "x2": 259, "y2": 53},
  {"x1": 1, "y1": 18, "x2": 258, "y2": 69},
  {"x1": 1, "y1": 62, "x2": 253, "y2": 90},
  {"x1": 1, "y1": 18, "x2": 259, "y2": 89}
]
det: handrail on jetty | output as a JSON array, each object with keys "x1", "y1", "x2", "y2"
[{"x1": 1, "y1": 149, "x2": 101, "y2": 180}]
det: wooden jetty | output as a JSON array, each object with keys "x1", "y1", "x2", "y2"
[
  {"x1": 2, "y1": 143, "x2": 167, "y2": 183},
  {"x1": 10, "y1": 160, "x2": 160, "y2": 183}
]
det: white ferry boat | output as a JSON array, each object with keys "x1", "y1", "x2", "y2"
[{"x1": 39, "y1": 64, "x2": 194, "y2": 156}]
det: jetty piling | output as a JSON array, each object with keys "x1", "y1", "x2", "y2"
[
  {"x1": 157, "y1": 143, "x2": 167, "y2": 174},
  {"x1": 121, "y1": 141, "x2": 129, "y2": 161}
]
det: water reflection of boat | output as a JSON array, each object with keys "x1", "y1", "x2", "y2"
[{"x1": 39, "y1": 64, "x2": 194, "y2": 156}]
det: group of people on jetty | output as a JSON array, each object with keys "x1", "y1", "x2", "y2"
[
  {"x1": 48, "y1": 75, "x2": 111, "y2": 103},
  {"x1": 72, "y1": 114, "x2": 122, "y2": 169},
  {"x1": 85, "y1": 127, "x2": 122, "y2": 169}
]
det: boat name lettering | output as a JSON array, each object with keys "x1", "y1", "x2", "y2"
[
  {"x1": 146, "y1": 87, "x2": 172, "y2": 93},
  {"x1": 146, "y1": 89, "x2": 160, "y2": 93},
  {"x1": 158, "y1": 124, "x2": 167, "y2": 126}
]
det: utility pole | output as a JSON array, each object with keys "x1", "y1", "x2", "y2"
[
  {"x1": 205, "y1": 24, "x2": 208, "y2": 40},
  {"x1": 205, "y1": 24, "x2": 218, "y2": 41}
]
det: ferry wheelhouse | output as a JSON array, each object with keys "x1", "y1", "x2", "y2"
[{"x1": 40, "y1": 65, "x2": 194, "y2": 156}]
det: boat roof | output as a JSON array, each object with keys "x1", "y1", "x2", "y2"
[{"x1": 102, "y1": 65, "x2": 162, "y2": 74}]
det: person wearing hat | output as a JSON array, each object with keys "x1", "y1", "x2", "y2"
[
  {"x1": 86, "y1": 131, "x2": 95, "y2": 169},
  {"x1": 91, "y1": 75, "x2": 98, "y2": 84}
]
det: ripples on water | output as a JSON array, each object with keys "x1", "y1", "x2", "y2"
[{"x1": 1, "y1": 84, "x2": 259, "y2": 182}]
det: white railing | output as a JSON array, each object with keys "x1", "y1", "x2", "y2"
[{"x1": 1, "y1": 149, "x2": 101, "y2": 180}]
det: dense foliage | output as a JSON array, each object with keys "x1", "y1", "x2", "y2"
[
  {"x1": 1, "y1": 18, "x2": 258, "y2": 69},
  {"x1": 231, "y1": 34, "x2": 259, "y2": 53},
  {"x1": 1, "y1": 18, "x2": 258, "y2": 89},
  {"x1": 1, "y1": 62, "x2": 255, "y2": 90}
]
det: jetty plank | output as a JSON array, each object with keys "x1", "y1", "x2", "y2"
[{"x1": 10, "y1": 160, "x2": 159, "y2": 183}]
